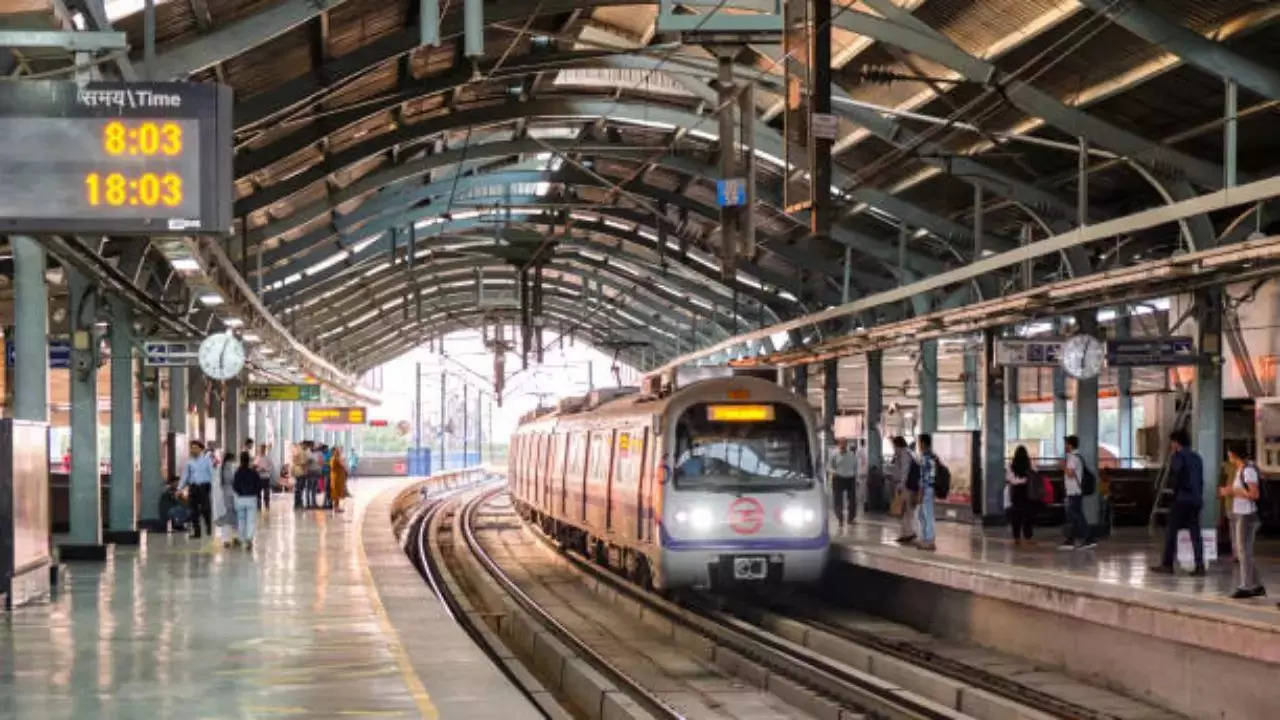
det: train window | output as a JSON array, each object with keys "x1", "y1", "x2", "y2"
[{"x1": 672, "y1": 403, "x2": 812, "y2": 490}]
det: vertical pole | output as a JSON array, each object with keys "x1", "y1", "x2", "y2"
[
  {"x1": 864, "y1": 351, "x2": 883, "y2": 475},
  {"x1": 1053, "y1": 365, "x2": 1068, "y2": 458},
  {"x1": 822, "y1": 357, "x2": 838, "y2": 441},
  {"x1": 107, "y1": 296, "x2": 137, "y2": 541},
  {"x1": 792, "y1": 362, "x2": 808, "y2": 396},
  {"x1": 717, "y1": 53, "x2": 739, "y2": 282},
  {"x1": 463, "y1": 0, "x2": 483, "y2": 58},
  {"x1": 223, "y1": 380, "x2": 240, "y2": 454},
  {"x1": 841, "y1": 246, "x2": 852, "y2": 304},
  {"x1": 277, "y1": 402, "x2": 290, "y2": 472},
  {"x1": 1005, "y1": 362, "x2": 1020, "y2": 442},
  {"x1": 139, "y1": 362, "x2": 162, "y2": 529},
  {"x1": 439, "y1": 370, "x2": 447, "y2": 470},
  {"x1": 12, "y1": 235, "x2": 48, "y2": 422},
  {"x1": 963, "y1": 346, "x2": 979, "y2": 430},
  {"x1": 420, "y1": 0, "x2": 440, "y2": 47},
  {"x1": 810, "y1": 0, "x2": 832, "y2": 244},
  {"x1": 973, "y1": 184, "x2": 983, "y2": 260},
  {"x1": 1224, "y1": 79, "x2": 1238, "y2": 189},
  {"x1": 1195, "y1": 290, "x2": 1223, "y2": 531},
  {"x1": 414, "y1": 362, "x2": 422, "y2": 451},
  {"x1": 462, "y1": 382, "x2": 470, "y2": 465},
  {"x1": 1075, "y1": 312, "x2": 1101, "y2": 531},
  {"x1": 1117, "y1": 306, "x2": 1134, "y2": 468},
  {"x1": 980, "y1": 329, "x2": 1007, "y2": 521},
  {"x1": 1078, "y1": 137, "x2": 1089, "y2": 227},
  {"x1": 739, "y1": 80, "x2": 756, "y2": 257},
  {"x1": 237, "y1": 389, "x2": 249, "y2": 452},
  {"x1": 293, "y1": 401, "x2": 305, "y2": 446},
  {"x1": 168, "y1": 368, "x2": 186, "y2": 433},
  {"x1": 143, "y1": 0, "x2": 155, "y2": 81},
  {"x1": 65, "y1": 267, "x2": 103, "y2": 557},
  {"x1": 919, "y1": 340, "x2": 938, "y2": 434},
  {"x1": 254, "y1": 402, "x2": 266, "y2": 453},
  {"x1": 897, "y1": 222, "x2": 907, "y2": 282}
]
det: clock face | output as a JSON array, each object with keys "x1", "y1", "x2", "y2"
[
  {"x1": 198, "y1": 332, "x2": 245, "y2": 380},
  {"x1": 1061, "y1": 335, "x2": 1104, "y2": 380}
]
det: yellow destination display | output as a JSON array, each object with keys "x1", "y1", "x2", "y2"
[
  {"x1": 304, "y1": 406, "x2": 367, "y2": 425},
  {"x1": 244, "y1": 384, "x2": 321, "y2": 402},
  {"x1": 706, "y1": 404, "x2": 776, "y2": 422}
]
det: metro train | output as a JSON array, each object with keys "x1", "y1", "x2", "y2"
[{"x1": 509, "y1": 375, "x2": 829, "y2": 590}]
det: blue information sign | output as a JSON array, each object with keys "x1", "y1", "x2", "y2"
[
  {"x1": 5, "y1": 339, "x2": 71, "y2": 369},
  {"x1": 716, "y1": 177, "x2": 747, "y2": 207},
  {"x1": 1106, "y1": 337, "x2": 1196, "y2": 366}
]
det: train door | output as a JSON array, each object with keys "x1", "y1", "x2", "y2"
[
  {"x1": 633, "y1": 427, "x2": 650, "y2": 542},
  {"x1": 585, "y1": 430, "x2": 614, "y2": 531},
  {"x1": 566, "y1": 431, "x2": 587, "y2": 523},
  {"x1": 551, "y1": 433, "x2": 568, "y2": 518},
  {"x1": 609, "y1": 427, "x2": 643, "y2": 539},
  {"x1": 539, "y1": 433, "x2": 554, "y2": 511}
]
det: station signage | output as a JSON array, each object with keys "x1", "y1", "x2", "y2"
[
  {"x1": 245, "y1": 384, "x2": 321, "y2": 402},
  {"x1": 143, "y1": 339, "x2": 199, "y2": 367},
  {"x1": 1107, "y1": 337, "x2": 1196, "y2": 366},
  {"x1": 715, "y1": 177, "x2": 747, "y2": 207},
  {"x1": 304, "y1": 406, "x2": 367, "y2": 425},
  {"x1": 0, "y1": 81, "x2": 232, "y2": 235},
  {"x1": 4, "y1": 339, "x2": 72, "y2": 369},
  {"x1": 993, "y1": 338, "x2": 1064, "y2": 366}
]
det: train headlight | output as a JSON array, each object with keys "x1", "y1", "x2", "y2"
[
  {"x1": 675, "y1": 506, "x2": 714, "y2": 531},
  {"x1": 781, "y1": 505, "x2": 816, "y2": 529}
]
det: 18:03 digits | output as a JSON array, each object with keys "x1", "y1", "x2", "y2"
[{"x1": 85, "y1": 172, "x2": 182, "y2": 208}]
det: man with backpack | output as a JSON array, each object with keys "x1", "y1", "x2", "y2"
[
  {"x1": 1060, "y1": 435, "x2": 1098, "y2": 550},
  {"x1": 915, "y1": 433, "x2": 950, "y2": 551},
  {"x1": 1151, "y1": 429, "x2": 1207, "y2": 576}
]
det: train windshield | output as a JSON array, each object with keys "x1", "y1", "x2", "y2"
[{"x1": 672, "y1": 403, "x2": 812, "y2": 490}]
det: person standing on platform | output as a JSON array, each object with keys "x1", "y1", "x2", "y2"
[
  {"x1": 891, "y1": 436, "x2": 918, "y2": 544},
  {"x1": 330, "y1": 447, "x2": 349, "y2": 514},
  {"x1": 1060, "y1": 435, "x2": 1098, "y2": 551},
  {"x1": 232, "y1": 452, "x2": 261, "y2": 551},
  {"x1": 216, "y1": 451, "x2": 240, "y2": 547},
  {"x1": 855, "y1": 438, "x2": 869, "y2": 519},
  {"x1": 829, "y1": 439, "x2": 858, "y2": 533},
  {"x1": 254, "y1": 444, "x2": 274, "y2": 513},
  {"x1": 306, "y1": 442, "x2": 324, "y2": 509},
  {"x1": 1151, "y1": 429, "x2": 1206, "y2": 575},
  {"x1": 178, "y1": 440, "x2": 214, "y2": 538},
  {"x1": 292, "y1": 442, "x2": 308, "y2": 509},
  {"x1": 1221, "y1": 444, "x2": 1264, "y2": 598},
  {"x1": 321, "y1": 444, "x2": 334, "y2": 509},
  {"x1": 1007, "y1": 445, "x2": 1036, "y2": 545},
  {"x1": 914, "y1": 434, "x2": 938, "y2": 551}
]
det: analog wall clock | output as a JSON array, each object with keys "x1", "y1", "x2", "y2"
[
  {"x1": 1061, "y1": 334, "x2": 1104, "y2": 380},
  {"x1": 198, "y1": 331, "x2": 245, "y2": 380}
]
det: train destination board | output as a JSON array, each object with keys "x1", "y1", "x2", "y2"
[
  {"x1": 305, "y1": 407, "x2": 367, "y2": 425},
  {"x1": 245, "y1": 384, "x2": 321, "y2": 402},
  {"x1": 0, "y1": 81, "x2": 232, "y2": 235}
]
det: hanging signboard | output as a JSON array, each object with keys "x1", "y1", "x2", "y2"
[
  {"x1": 245, "y1": 384, "x2": 321, "y2": 402},
  {"x1": 304, "y1": 406, "x2": 366, "y2": 425},
  {"x1": 1106, "y1": 337, "x2": 1196, "y2": 366},
  {"x1": 715, "y1": 177, "x2": 747, "y2": 207},
  {"x1": 5, "y1": 338, "x2": 72, "y2": 369},
  {"x1": 142, "y1": 339, "x2": 199, "y2": 367},
  {"x1": 993, "y1": 338, "x2": 1064, "y2": 366},
  {"x1": 811, "y1": 112, "x2": 838, "y2": 140},
  {"x1": 0, "y1": 81, "x2": 233, "y2": 235}
]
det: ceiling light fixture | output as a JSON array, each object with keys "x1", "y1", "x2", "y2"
[{"x1": 198, "y1": 294, "x2": 224, "y2": 306}]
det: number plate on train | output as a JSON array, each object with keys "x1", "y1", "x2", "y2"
[{"x1": 732, "y1": 556, "x2": 768, "y2": 580}]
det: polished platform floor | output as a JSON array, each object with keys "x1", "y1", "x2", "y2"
[
  {"x1": 835, "y1": 511, "x2": 1280, "y2": 622},
  {"x1": 0, "y1": 480, "x2": 475, "y2": 720}
]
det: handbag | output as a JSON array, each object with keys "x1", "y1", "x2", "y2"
[{"x1": 889, "y1": 490, "x2": 906, "y2": 517}]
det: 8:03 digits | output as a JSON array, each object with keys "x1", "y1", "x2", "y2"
[
  {"x1": 85, "y1": 172, "x2": 183, "y2": 208},
  {"x1": 103, "y1": 121, "x2": 182, "y2": 156}
]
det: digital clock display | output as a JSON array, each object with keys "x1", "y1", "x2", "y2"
[{"x1": 0, "y1": 81, "x2": 231, "y2": 235}]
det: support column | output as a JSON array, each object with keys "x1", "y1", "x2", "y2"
[
  {"x1": 237, "y1": 392, "x2": 249, "y2": 452},
  {"x1": 864, "y1": 351, "x2": 883, "y2": 475},
  {"x1": 168, "y1": 368, "x2": 186, "y2": 434},
  {"x1": 439, "y1": 371, "x2": 447, "y2": 469},
  {"x1": 12, "y1": 236, "x2": 48, "y2": 422},
  {"x1": 139, "y1": 362, "x2": 162, "y2": 530},
  {"x1": 1075, "y1": 312, "x2": 1102, "y2": 533},
  {"x1": 108, "y1": 298, "x2": 143, "y2": 544},
  {"x1": 63, "y1": 268, "x2": 105, "y2": 559},
  {"x1": 253, "y1": 401, "x2": 266, "y2": 453},
  {"x1": 277, "y1": 402, "x2": 290, "y2": 471},
  {"x1": 792, "y1": 363, "x2": 808, "y2": 397},
  {"x1": 918, "y1": 340, "x2": 937, "y2": 434},
  {"x1": 1005, "y1": 363, "x2": 1020, "y2": 441},
  {"x1": 293, "y1": 401, "x2": 305, "y2": 444},
  {"x1": 963, "y1": 346, "x2": 979, "y2": 430},
  {"x1": 222, "y1": 381, "x2": 240, "y2": 455},
  {"x1": 1053, "y1": 367, "x2": 1068, "y2": 459},
  {"x1": 822, "y1": 357, "x2": 838, "y2": 441},
  {"x1": 1195, "y1": 289, "x2": 1223, "y2": 529},
  {"x1": 980, "y1": 329, "x2": 1006, "y2": 522},
  {"x1": 462, "y1": 383, "x2": 470, "y2": 464},
  {"x1": 1117, "y1": 307, "x2": 1134, "y2": 467}
]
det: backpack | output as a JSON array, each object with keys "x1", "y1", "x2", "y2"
[
  {"x1": 933, "y1": 457, "x2": 951, "y2": 499},
  {"x1": 1041, "y1": 474, "x2": 1055, "y2": 505},
  {"x1": 1077, "y1": 454, "x2": 1097, "y2": 496},
  {"x1": 906, "y1": 457, "x2": 921, "y2": 492}
]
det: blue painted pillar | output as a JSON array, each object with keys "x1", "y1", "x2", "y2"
[
  {"x1": 864, "y1": 351, "x2": 883, "y2": 472},
  {"x1": 1116, "y1": 306, "x2": 1134, "y2": 467},
  {"x1": 1195, "y1": 289, "x2": 1223, "y2": 528},
  {"x1": 168, "y1": 367, "x2": 186, "y2": 434},
  {"x1": 106, "y1": 296, "x2": 138, "y2": 543},
  {"x1": 63, "y1": 268, "x2": 105, "y2": 559},
  {"x1": 11, "y1": 236, "x2": 48, "y2": 422},
  {"x1": 139, "y1": 362, "x2": 162, "y2": 529}
]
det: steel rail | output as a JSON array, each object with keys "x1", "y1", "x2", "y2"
[{"x1": 459, "y1": 487, "x2": 686, "y2": 720}]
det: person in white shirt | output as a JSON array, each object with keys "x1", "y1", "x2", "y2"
[
  {"x1": 829, "y1": 439, "x2": 858, "y2": 532},
  {"x1": 1059, "y1": 435, "x2": 1096, "y2": 550},
  {"x1": 1221, "y1": 444, "x2": 1264, "y2": 599},
  {"x1": 855, "y1": 439, "x2": 869, "y2": 521}
]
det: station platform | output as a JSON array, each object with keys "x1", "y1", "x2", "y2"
[
  {"x1": 0, "y1": 478, "x2": 538, "y2": 720},
  {"x1": 828, "y1": 515, "x2": 1280, "y2": 718}
]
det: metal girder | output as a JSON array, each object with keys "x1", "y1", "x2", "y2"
[
  {"x1": 298, "y1": 256, "x2": 735, "y2": 344},
  {"x1": 266, "y1": 215, "x2": 788, "y2": 329},
  {"x1": 336, "y1": 293, "x2": 679, "y2": 365},
  {"x1": 832, "y1": 10, "x2": 1225, "y2": 190},
  {"x1": 1077, "y1": 0, "x2": 1280, "y2": 101},
  {"x1": 0, "y1": 30, "x2": 126, "y2": 51},
  {"x1": 147, "y1": 0, "x2": 350, "y2": 79}
]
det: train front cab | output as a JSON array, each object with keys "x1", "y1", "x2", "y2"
[{"x1": 655, "y1": 393, "x2": 828, "y2": 591}]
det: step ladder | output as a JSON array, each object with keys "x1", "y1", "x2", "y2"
[{"x1": 1147, "y1": 388, "x2": 1193, "y2": 533}]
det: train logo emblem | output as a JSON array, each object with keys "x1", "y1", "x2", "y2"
[{"x1": 728, "y1": 497, "x2": 764, "y2": 535}]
